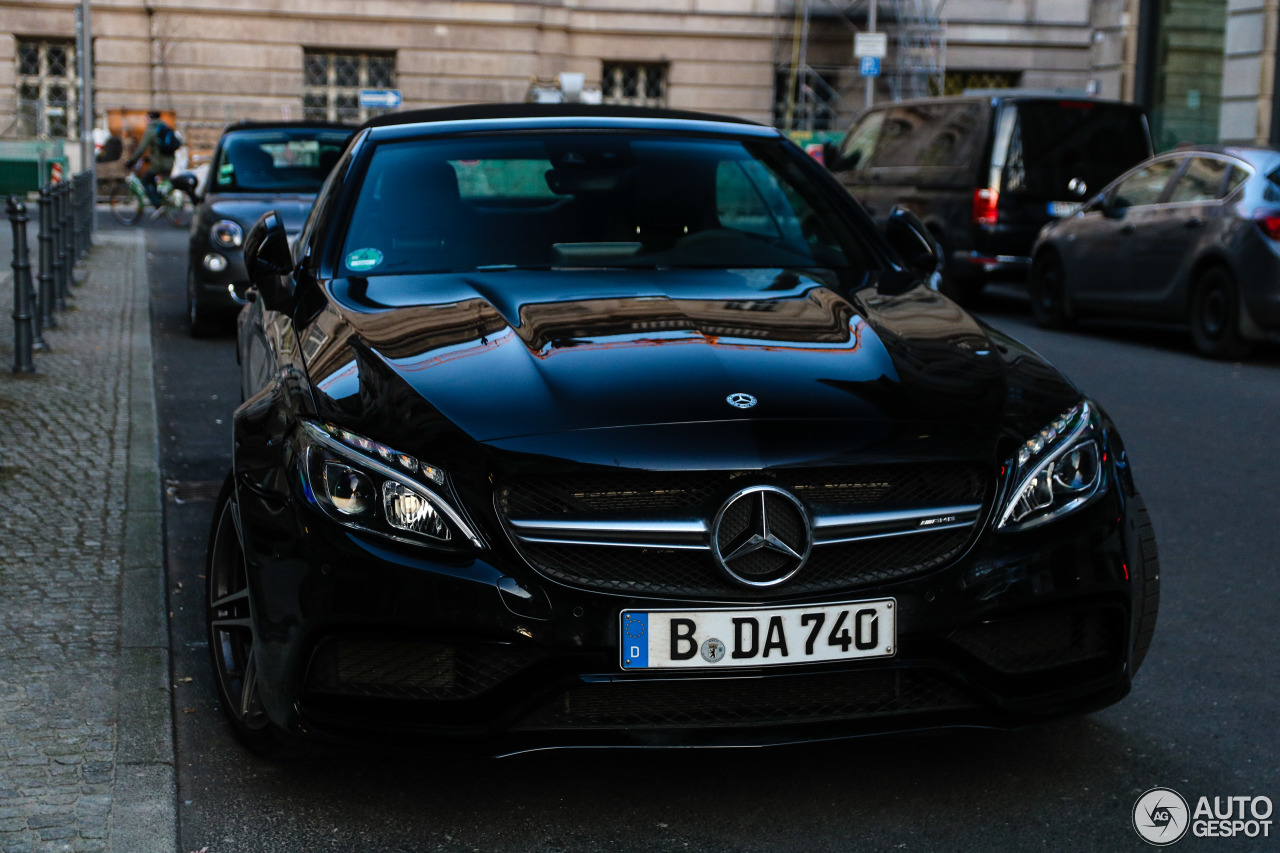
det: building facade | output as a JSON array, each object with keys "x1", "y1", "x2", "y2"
[{"x1": 2, "y1": 0, "x2": 1277, "y2": 173}]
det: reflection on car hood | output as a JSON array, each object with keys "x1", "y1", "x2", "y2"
[
  {"x1": 301, "y1": 269, "x2": 1078, "y2": 466},
  {"x1": 206, "y1": 193, "x2": 316, "y2": 233}
]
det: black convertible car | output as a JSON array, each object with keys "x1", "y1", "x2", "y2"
[
  {"x1": 185, "y1": 120, "x2": 353, "y2": 335},
  {"x1": 209, "y1": 104, "x2": 1159, "y2": 755}
]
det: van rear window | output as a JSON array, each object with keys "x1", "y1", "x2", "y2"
[{"x1": 1003, "y1": 102, "x2": 1151, "y2": 200}]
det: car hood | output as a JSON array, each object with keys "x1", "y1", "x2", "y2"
[
  {"x1": 204, "y1": 193, "x2": 317, "y2": 233},
  {"x1": 301, "y1": 269, "x2": 1078, "y2": 466}
]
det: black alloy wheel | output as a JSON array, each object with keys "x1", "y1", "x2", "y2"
[
  {"x1": 187, "y1": 269, "x2": 215, "y2": 338},
  {"x1": 1189, "y1": 265, "x2": 1253, "y2": 360},
  {"x1": 1029, "y1": 251, "x2": 1073, "y2": 329},
  {"x1": 206, "y1": 475, "x2": 280, "y2": 754}
]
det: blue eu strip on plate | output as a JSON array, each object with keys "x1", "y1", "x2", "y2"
[{"x1": 622, "y1": 612, "x2": 648, "y2": 669}]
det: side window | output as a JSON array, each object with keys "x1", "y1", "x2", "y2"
[
  {"x1": 836, "y1": 111, "x2": 885, "y2": 172},
  {"x1": 1168, "y1": 156, "x2": 1230, "y2": 203},
  {"x1": 299, "y1": 146, "x2": 356, "y2": 266},
  {"x1": 868, "y1": 103, "x2": 984, "y2": 170},
  {"x1": 1223, "y1": 165, "x2": 1250, "y2": 198},
  {"x1": 1110, "y1": 158, "x2": 1180, "y2": 209}
]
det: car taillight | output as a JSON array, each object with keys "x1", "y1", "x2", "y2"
[
  {"x1": 1255, "y1": 212, "x2": 1280, "y2": 241},
  {"x1": 973, "y1": 188, "x2": 999, "y2": 226}
]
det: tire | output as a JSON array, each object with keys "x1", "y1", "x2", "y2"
[
  {"x1": 187, "y1": 270, "x2": 216, "y2": 338},
  {"x1": 109, "y1": 181, "x2": 143, "y2": 226},
  {"x1": 206, "y1": 474, "x2": 282, "y2": 755},
  {"x1": 1029, "y1": 251, "x2": 1073, "y2": 329},
  {"x1": 1189, "y1": 265, "x2": 1253, "y2": 360},
  {"x1": 1130, "y1": 494, "x2": 1160, "y2": 676}
]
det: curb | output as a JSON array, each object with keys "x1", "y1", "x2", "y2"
[{"x1": 108, "y1": 229, "x2": 179, "y2": 852}]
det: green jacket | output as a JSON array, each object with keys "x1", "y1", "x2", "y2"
[{"x1": 128, "y1": 120, "x2": 176, "y2": 174}]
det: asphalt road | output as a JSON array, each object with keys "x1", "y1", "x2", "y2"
[{"x1": 138, "y1": 219, "x2": 1280, "y2": 853}]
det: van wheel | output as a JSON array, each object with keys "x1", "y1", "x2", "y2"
[
  {"x1": 1029, "y1": 252, "x2": 1073, "y2": 329},
  {"x1": 1189, "y1": 266, "x2": 1252, "y2": 359}
]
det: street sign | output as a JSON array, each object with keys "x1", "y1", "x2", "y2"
[
  {"x1": 854, "y1": 32, "x2": 888, "y2": 59},
  {"x1": 358, "y1": 89, "x2": 402, "y2": 109},
  {"x1": 859, "y1": 56, "x2": 882, "y2": 78}
]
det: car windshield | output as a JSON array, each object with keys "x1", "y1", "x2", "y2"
[
  {"x1": 214, "y1": 128, "x2": 352, "y2": 193},
  {"x1": 1003, "y1": 101, "x2": 1151, "y2": 200},
  {"x1": 338, "y1": 132, "x2": 871, "y2": 276}
]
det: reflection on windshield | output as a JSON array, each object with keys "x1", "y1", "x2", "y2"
[
  {"x1": 340, "y1": 133, "x2": 872, "y2": 276},
  {"x1": 215, "y1": 129, "x2": 352, "y2": 193}
]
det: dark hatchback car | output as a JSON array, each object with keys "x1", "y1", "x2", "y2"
[
  {"x1": 185, "y1": 121, "x2": 353, "y2": 335},
  {"x1": 828, "y1": 93, "x2": 1152, "y2": 302},
  {"x1": 208, "y1": 104, "x2": 1159, "y2": 755},
  {"x1": 1031, "y1": 145, "x2": 1280, "y2": 358}
]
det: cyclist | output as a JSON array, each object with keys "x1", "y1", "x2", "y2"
[{"x1": 124, "y1": 111, "x2": 177, "y2": 210}]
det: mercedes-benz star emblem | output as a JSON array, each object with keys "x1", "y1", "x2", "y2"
[
  {"x1": 726, "y1": 393, "x2": 757, "y2": 409},
  {"x1": 711, "y1": 486, "x2": 812, "y2": 587}
]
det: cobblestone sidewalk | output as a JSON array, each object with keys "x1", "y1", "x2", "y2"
[{"x1": 0, "y1": 230, "x2": 174, "y2": 853}]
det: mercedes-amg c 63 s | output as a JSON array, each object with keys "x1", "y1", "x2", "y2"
[{"x1": 207, "y1": 104, "x2": 1159, "y2": 754}]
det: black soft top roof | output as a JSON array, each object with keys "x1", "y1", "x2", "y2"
[
  {"x1": 220, "y1": 120, "x2": 356, "y2": 134},
  {"x1": 357, "y1": 103, "x2": 761, "y2": 132}
]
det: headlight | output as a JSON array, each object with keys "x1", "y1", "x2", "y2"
[
  {"x1": 996, "y1": 400, "x2": 1105, "y2": 531},
  {"x1": 299, "y1": 420, "x2": 482, "y2": 548},
  {"x1": 210, "y1": 219, "x2": 244, "y2": 249}
]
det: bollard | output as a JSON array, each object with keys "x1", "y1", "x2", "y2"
[
  {"x1": 59, "y1": 182, "x2": 73, "y2": 296},
  {"x1": 49, "y1": 183, "x2": 65, "y2": 312},
  {"x1": 70, "y1": 175, "x2": 81, "y2": 258},
  {"x1": 76, "y1": 173, "x2": 89, "y2": 258},
  {"x1": 8, "y1": 197, "x2": 36, "y2": 373},
  {"x1": 37, "y1": 186, "x2": 56, "y2": 331}
]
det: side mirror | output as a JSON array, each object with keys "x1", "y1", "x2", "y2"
[
  {"x1": 1101, "y1": 196, "x2": 1126, "y2": 220},
  {"x1": 169, "y1": 171, "x2": 198, "y2": 204},
  {"x1": 884, "y1": 206, "x2": 942, "y2": 285},
  {"x1": 243, "y1": 210, "x2": 295, "y2": 310}
]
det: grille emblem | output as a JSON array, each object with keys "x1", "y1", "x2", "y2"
[
  {"x1": 726, "y1": 393, "x2": 757, "y2": 409},
  {"x1": 711, "y1": 486, "x2": 812, "y2": 587}
]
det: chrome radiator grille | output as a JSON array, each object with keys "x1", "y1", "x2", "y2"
[{"x1": 496, "y1": 463, "x2": 990, "y2": 599}]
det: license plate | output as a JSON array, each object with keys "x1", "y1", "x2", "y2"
[
  {"x1": 620, "y1": 599, "x2": 895, "y2": 670},
  {"x1": 1048, "y1": 201, "x2": 1083, "y2": 217}
]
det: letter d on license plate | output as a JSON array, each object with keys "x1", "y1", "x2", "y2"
[{"x1": 620, "y1": 599, "x2": 895, "y2": 670}]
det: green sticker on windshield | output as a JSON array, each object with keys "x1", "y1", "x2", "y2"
[{"x1": 346, "y1": 248, "x2": 383, "y2": 271}]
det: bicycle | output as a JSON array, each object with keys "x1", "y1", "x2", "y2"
[{"x1": 110, "y1": 169, "x2": 193, "y2": 227}]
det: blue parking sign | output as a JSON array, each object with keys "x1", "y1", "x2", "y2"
[{"x1": 860, "y1": 57, "x2": 881, "y2": 78}]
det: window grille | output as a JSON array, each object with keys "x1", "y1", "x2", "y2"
[
  {"x1": 601, "y1": 62, "x2": 668, "y2": 107},
  {"x1": 940, "y1": 70, "x2": 1021, "y2": 97},
  {"x1": 302, "y1": 50, "x2": 397, "y2": 123},
  {"x1": 15, "y1": 39, "x2": 79, "y2": 139}
]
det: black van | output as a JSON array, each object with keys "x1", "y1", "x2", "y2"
[{"x1": 828, "y1": 92, "x2": 1153, "y2": 301}]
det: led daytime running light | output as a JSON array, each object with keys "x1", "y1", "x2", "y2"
[
  {"x1": 314, "y1": 422, "x2": 444, "y2": 484},
  {"x1": 998, "y1": 401, "x2": 1102, "y2": 531}
]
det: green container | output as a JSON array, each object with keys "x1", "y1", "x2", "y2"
[{"x1": 0, "y1": 139, "x2": 68, "y2": 197}]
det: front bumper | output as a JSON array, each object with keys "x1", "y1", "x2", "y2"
[
  {"x1": 233, "y1": 467, "x2": 1144, "y2": 754},
  {"x1": 189, "y1": 248, "x2": 250, "y2": 316}
]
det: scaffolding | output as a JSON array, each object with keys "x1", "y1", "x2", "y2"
[{"x1": 773, "y1": 0, "x2": 945, "y2": 132}]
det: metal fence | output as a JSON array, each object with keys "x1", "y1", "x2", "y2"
[{"x1": 6, "y1": 169, "x2": 94, "y2": 373}]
